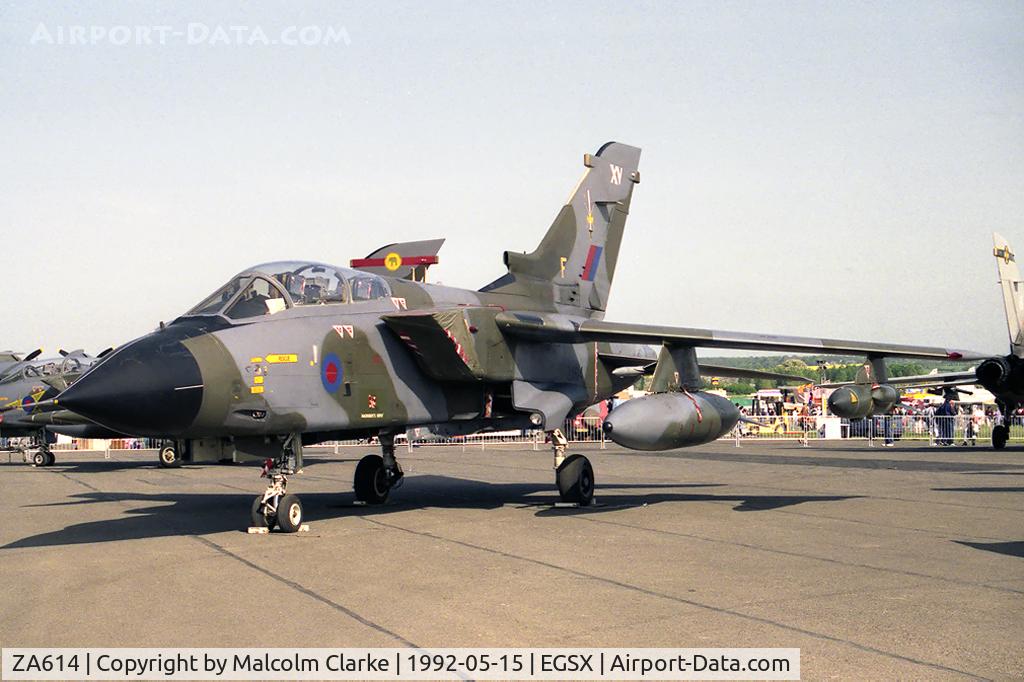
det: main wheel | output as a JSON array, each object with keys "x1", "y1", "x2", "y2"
[
  {"x1": 993, "y1": 424, "x2": 1009, "y2": 450},
  {"x1": 276, "y1": 494, "x2": 303, "y2": 533},
  {"x1": 250, "y1": 495, "x2": 277, "y2": 530},
  {"x1": 556, "y1": 454, "x2": 595, "y2": 505},
  {"x1": 32, "y1": 451, "x2": 46, "y2": 466},
  {"x1": 354, "y1": 454, "x2": 390, "y2": 504},
  {"x1": 158, "y1": 444, "x2": 181, "y2": 468},
  {"x1": 43, "y1": 451, "x2": 55, "y2": 466}
]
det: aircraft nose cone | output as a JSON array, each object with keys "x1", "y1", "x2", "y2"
[{"x1": 58, "y1": 334, "x2": 203, "y2": 437}]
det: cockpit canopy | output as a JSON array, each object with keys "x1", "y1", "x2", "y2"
[
  {"x1": 0, "y1": 356, "x2": 84, "y2": 384},
  {"x1": 184, "y1": 261, "x2": 393, "y2": 320}
]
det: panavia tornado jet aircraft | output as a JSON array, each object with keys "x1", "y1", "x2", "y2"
[
  {"x1": 0, "y1": 349, "x2": 116, "y2": 465},
  {"x1": 821, "y1": 232, "x2": 1020, "y2": 448},
  {"x1": 52, "y1": 142, "x2": 981, "y2": 532}
]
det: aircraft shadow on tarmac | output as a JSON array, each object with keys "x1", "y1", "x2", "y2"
[
  {"x1": 3, "y1": 475, "x2": 858, "y2": 550},
  {"x1": 955, "y1": 540, "x2": 1024, "y2": 559}
]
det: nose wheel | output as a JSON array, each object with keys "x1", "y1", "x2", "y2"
[{"x1": 250, "y1": 494, "x2": 277, "y2": 531}]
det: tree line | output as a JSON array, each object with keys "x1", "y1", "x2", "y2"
[{"x1": 633, "y1": 355, "x2": 975, "y2": 395}]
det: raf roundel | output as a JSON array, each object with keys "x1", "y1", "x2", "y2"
[
  {"x1": 21, "y1": 396, "x2": 35, "y2": 413},
  {"x1": 321, "y1": 353, "x2": 344, "y2": 393}
]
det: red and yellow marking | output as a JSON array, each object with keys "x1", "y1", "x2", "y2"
[{"x1": 350, "y1": 255, "x2": 438, "y2": 269}]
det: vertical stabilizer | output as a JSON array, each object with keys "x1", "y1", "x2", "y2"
[
  {"x1": 993, "y1": 232, "x2": 1024, "y2": 357},
  {"x1": 481, "y1": 142, "x2": 641, "y2": 316}
]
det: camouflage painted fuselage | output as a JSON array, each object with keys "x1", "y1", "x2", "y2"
[{"x1": 62, "y1": 279, "x2": 651, "y2": 443}]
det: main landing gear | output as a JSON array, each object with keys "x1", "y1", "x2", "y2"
[
  {"x1": 992, "y1": 401, "x2": 1010, "y2": 450},
  {"x1": 24, "y1": 433, "x2": 55, "y2": 467},
  {"x1": 250, "y1": 434, "x2": 305, "y2": 533},
  {"x1": 157, "y1": 441, "x2": 182, "y2": 468},
  {"x1": 549, "y1": 428, "x2": 595, "y2": 506},
  {"x1": 992, "y1": 423, "x2": 1009, "y2": 450},
  {"x1": 354, "y1": 432, "x2": 404, "y2": 504},
  {"x1": 29, "y1": 445, "x2": 55, "y2": 467}
]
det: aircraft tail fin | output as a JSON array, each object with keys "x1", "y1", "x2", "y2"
[
  {"x1": 992, "y1": 233, "x2": 1024, "y2": 357},
  {"x1": 480, "y1": 142, "x2": 641, "y2": 316}
]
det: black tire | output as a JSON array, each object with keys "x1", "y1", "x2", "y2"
[
  {"x1": 993, "y1": 424, "x2": 1008, "y2": 450},
  {"x1": 276, "y1": 494, "x2": 303, "y2": 533},
  {"x1": 556, "y1": 454, "x2": 595, "y2": 505},
  {"x1": 32, "y1": 451, "x2": 46, "y2": 466},
  {"x1": 43, "y1": 451, "x2": 56, "y2": 466},
  {"x1": 250, "y1": 495, "x2": 276, "y2": 530},
  {"x1": 158, "y1": 444, "x2": 181, "y2": 468},
  {"x1": 354, "y1": 454, "x2": 390, "y2": 504}
]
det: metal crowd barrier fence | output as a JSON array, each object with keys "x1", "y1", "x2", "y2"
[
  {"x1": 731, "y1": 414, "x2": 1015, "y2": 447},
  {"x1": 7, "y1": 414, "x2": 1015, "y2": 455},
  {"x1": 313, "y1": 414, "x2": 1016, "y2": 451},
  {"x1": 309, "y1": 414, "x2": 1019, "y2": 451},
  {"x1": 314, "y1": 417, "x2": 607, "y2": 453}
]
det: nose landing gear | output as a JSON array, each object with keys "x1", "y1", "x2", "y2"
[{"x1": 250, "y1": 434, "x2": 306, "y2": 533}]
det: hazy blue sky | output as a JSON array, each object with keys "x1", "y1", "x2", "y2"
[{"x1": 2, "y1": 1, "x2": 1022, "y2": 356}]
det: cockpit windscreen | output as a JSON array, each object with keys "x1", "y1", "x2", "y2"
[{"x1": 182, "y1": 261, "x2": 393, "y2": 320}]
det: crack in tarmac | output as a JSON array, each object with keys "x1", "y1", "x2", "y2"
[
  {"x1": 359, "y1": 516, "x2": 988, "y2": 680},
  {"x1": 565, "y1": 515, "x2": 1024, "y2": 596}
]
